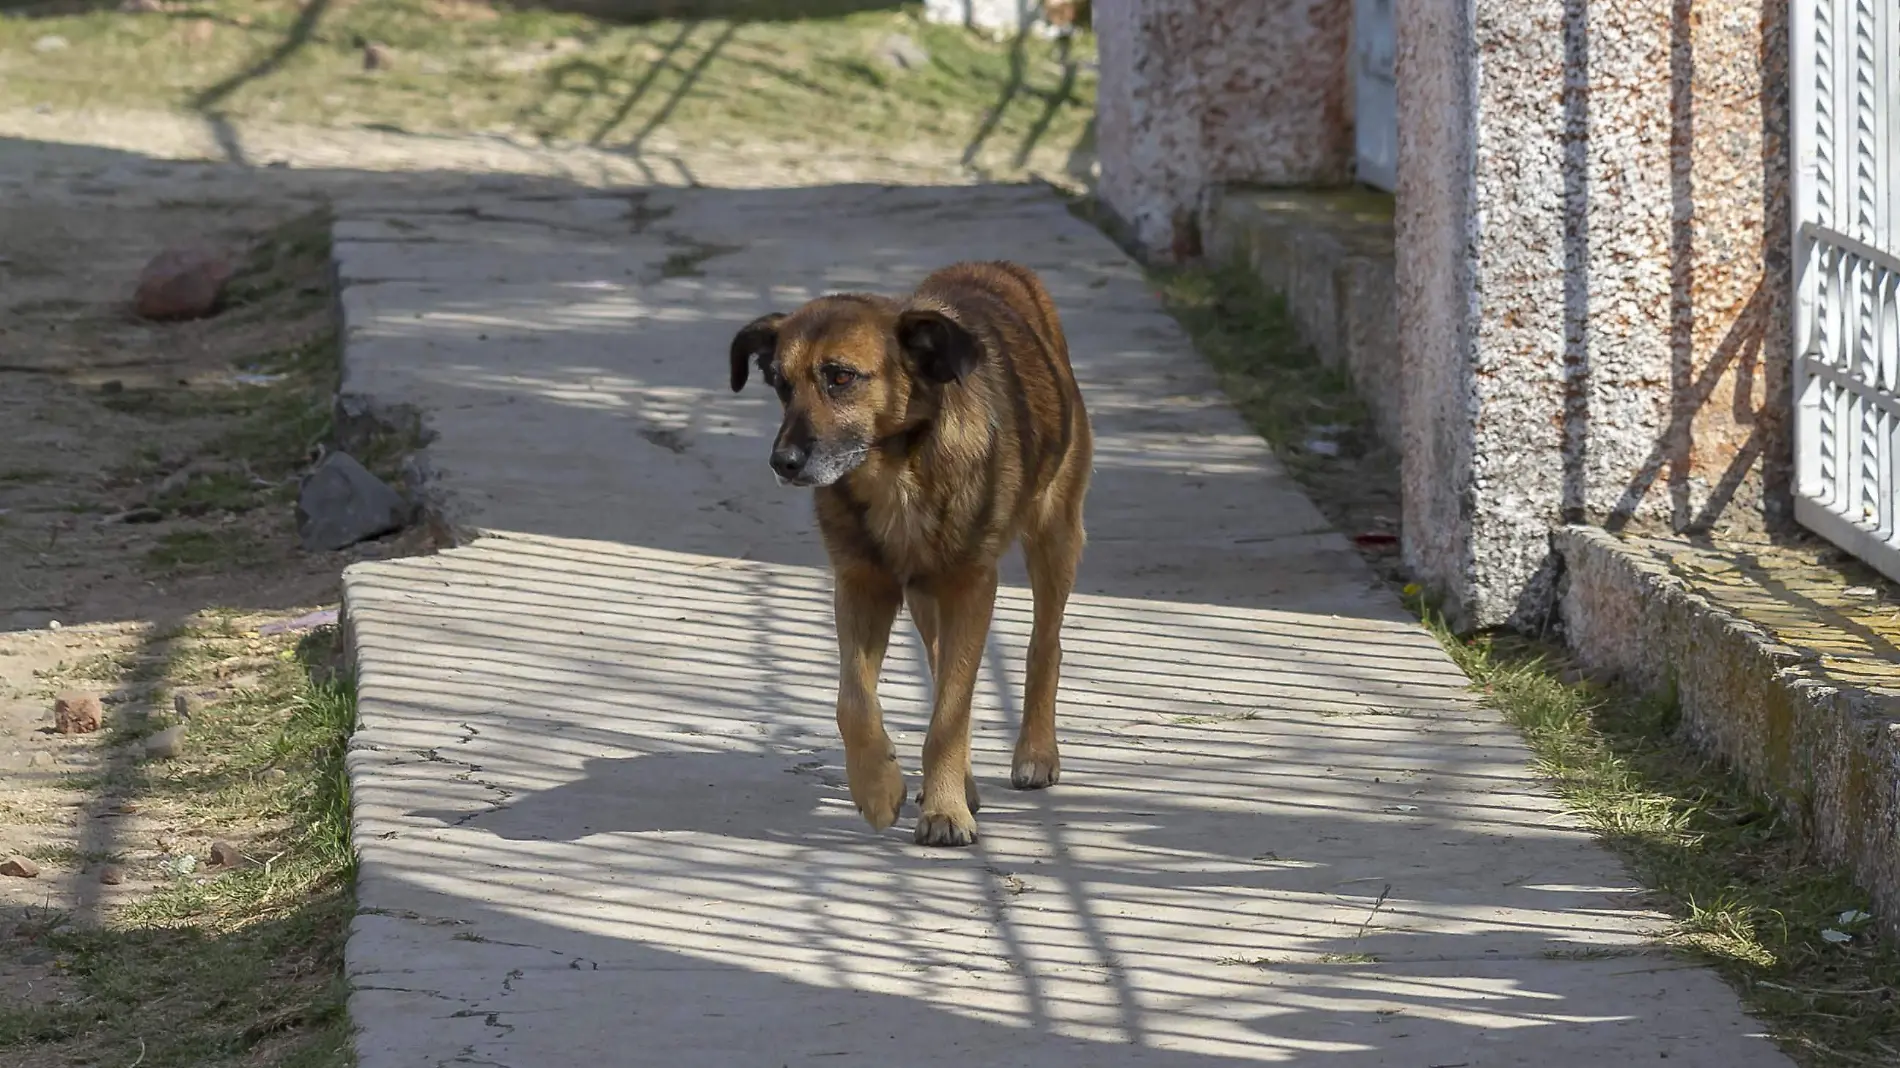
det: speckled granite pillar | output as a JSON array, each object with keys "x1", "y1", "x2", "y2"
[
  {"x1": 1095, "y1": 0, "x2": 1353, "y2": 257},
  {"x1": 1395, "y1": 0, "x2": 1790, "y2": 631}
]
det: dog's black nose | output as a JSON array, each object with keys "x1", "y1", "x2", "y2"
[{"x1": 770, "y1": 444, "x2": 807, "y2": 479}]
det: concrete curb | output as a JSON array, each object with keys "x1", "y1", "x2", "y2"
[
  {"x1": 1556, "y1": 524, "x2": 1900, "y2": 931},
  {"x1": 329, "y1": 219, "x2": 487, "y2": 553},
  {"x1": 1202, "y1": 185, "x2": 1401, "y2": 449}
]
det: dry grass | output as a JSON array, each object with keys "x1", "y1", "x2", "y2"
[{"x1": 0, "y1": 620, "x2": 359, "y2": 1068}]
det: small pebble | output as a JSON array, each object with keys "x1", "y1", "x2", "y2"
[
  {"x1": 208, "y1": 840, "x2": 241, "y2": 867},
  {"x1": 1, "y1": 856, "x2": 41, "y2": 878},
  {"x1": 262, "y1": 768, "x2": 289, "y2": 783},
  {"x1": 98, "y1": 865, "x2": 124, "y2": 885}
]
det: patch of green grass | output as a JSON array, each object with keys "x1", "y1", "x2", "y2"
[
  {"x1": 0, "y1": 624, "x2": 359, "y2": 1068},
  {"x1": 0, "y1": 1, "x2": 1095, "y2": 174},
  {"x1": 1411, "y1": 598, "x2": 1900, "y2": 1066},
  {"x1": 96, "y1": 210, "x2": 337, "y2": 527},
  {"x1": 0, "y1": 466, "x2": 58, "y2": 484},
  {"x1": 145, "y1": 527, "x2": 270, "y2": 573},
  {"x1": 158, "y1": 468, "x2": 274, "y2": 515},
  {"x1": 1147, "y1": 259, "x2": 1374, "y2": 470},
  {"x1": 23, "y1": 843, "x2": 127, "y2": 866}
]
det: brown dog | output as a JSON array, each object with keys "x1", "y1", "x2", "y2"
[{"x1": 727, "y1": 261, "x2": 1093, "y2": 846}]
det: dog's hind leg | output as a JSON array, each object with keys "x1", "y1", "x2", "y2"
[
  {"x1": 906, "y1": 586, "x2": 981, "y2": 814},
  {"x1": 914, "y1": 564, "x2": 997, "y2": 847},
  {"x1": 1015, "y1": 498, "x2": 1083, "y2": 790},
  {"x1": 835, "y1": 565, "x2": 906, "y2": 831}
]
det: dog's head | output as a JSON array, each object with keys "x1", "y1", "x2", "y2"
[{"x1": 728, "y1": 293, "x2": 980, "y2": 487}]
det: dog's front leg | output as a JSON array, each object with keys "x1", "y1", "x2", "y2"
[
  {"x1": 914, "y1": 564, "x2": 998, "y2": 847},
  {"x1": 834, "y1": 564, "x2": 906, "y2": 830}
]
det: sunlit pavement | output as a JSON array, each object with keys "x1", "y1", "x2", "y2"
[{"x1": 335, "y1": 185, "x2": 1790, "y2": 1066}]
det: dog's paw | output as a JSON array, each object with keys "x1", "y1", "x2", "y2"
[
  {"x1": 913, "y1": 803, "x2": 978, "y2": 848},
  {"x1": 847, "y1": 749, "x2": 907, "y2": 831},
  {"x1": 1010, "y1": 741, "x2": 1060, "y2": 791}
]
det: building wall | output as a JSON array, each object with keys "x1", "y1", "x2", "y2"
[
  {"x1": 1397, "y1": 0, "x2": 1792, "y2": 629},
  {"x1": 1094, "y1": 0, "x2": 1353, "y2": 257}
]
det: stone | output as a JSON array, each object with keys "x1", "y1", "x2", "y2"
[
  {"x1": 32, "y1": 35, "x2": 68, "y2": 53},
  {"x1": 98, "y1": 864, "x2": 124, "y2": 885},
  {"x1": 144, "y1": 724, "x2": 185, "y2": 760},
  {"x1": 0, "y1": 856, "x2": 40, "y2": 878},
  {"x1": 262, "y1": 767, "x2": 289, "y2": 783},
  {"x1": 134, "y1": 245, "x2": 233, "y2": 321},
  {"x1": 53, "y1": 691, "x2": 102, "y2": 734},
  {"x1": 296, "y1": 451, "x2": 410, "y2": 552},
  {"x1": 875, "y1": 33, "x2": 930, "y2": 71},
  {"x1": 209, "y1": 840, "x2": 241, "y2": 867},
  {"x1": 364, "y1": 42, "x2": 393, "y2": 70}
]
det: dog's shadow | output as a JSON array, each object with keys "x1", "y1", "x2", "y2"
[{"x1": 409, "y1": 749, "x2": 891, "y2": 844}]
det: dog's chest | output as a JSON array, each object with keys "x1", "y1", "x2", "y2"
[{"x1": 862, "y1": 480, "x2": 944, "y2": 578}]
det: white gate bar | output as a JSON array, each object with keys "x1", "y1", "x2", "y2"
[{"x1": 1792, "y1": 0, "x2": 1900, "y2": 583}]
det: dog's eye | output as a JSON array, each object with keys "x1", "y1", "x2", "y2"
[{"x1": 825, "y1": 367, "x2": 858, "y2": 389}]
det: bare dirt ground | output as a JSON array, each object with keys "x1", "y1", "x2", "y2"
[{"x1": 0, "y1": 150, "x2": 438, "y2": 1065}]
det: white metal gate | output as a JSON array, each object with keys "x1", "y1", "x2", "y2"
[
  {"x1": 1792, "y1": 0, "x2": 1900, "y2": 580},
  {"x1": 1353, "y1": 0, "x2": 1397, "y2": 192}
]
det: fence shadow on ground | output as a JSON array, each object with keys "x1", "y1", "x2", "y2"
[{"x1": 0, "y1": 134, "x2": 1785, "y2": 1066}]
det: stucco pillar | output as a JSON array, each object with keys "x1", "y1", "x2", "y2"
[
  {"x1": 1395, "y1": 0, "x2": 1791, "y2": 632},
  {"x1": 1094, "y1": 0, "x2": 1353, "y2": 258}
]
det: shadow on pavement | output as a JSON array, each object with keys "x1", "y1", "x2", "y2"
[{"x1": 0, "y1": 132, "x2": 1790, "y2": 1066}]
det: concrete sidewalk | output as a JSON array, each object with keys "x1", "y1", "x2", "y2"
[{"x1": 334, "y1": 183, "x2": 1790, "y2": 1066}]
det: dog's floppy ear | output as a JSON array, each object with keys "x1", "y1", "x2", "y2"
[
  {"x1": 729, "y1": 313, "x2": 786, "y2": 393},
  {"x1": 895, "y1": 309, "x2": 980, "y2": 385}
]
